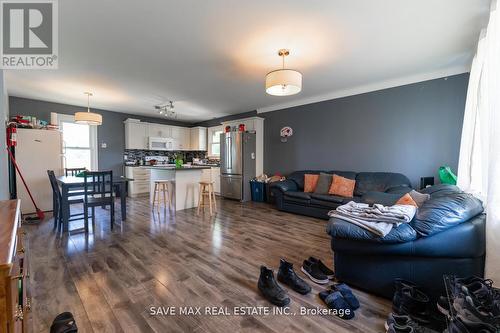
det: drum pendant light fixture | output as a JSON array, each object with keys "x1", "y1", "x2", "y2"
[
  {"x1": 74, "y1": 92, "x2": 102, "y2": 125},
  {"x1": 265, "y1": 49, "x2": 302, "y2": 96}
]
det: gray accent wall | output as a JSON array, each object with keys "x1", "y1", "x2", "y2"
[
  {"x1": 9, "y1": 96, "x2": 191, "y2": 177},
  {"x1": 199, "y1": 74, "x2": 468, "y2": 188},
  {"x1": 262, "y1": 74, "x2": 468, "y2": 188},
  {"x1": 0, "y1": 72, "x2": 9, "y2": 200}
]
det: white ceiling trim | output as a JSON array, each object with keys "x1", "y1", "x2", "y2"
[{"x1": 256, "y1": 65, "x2": 470, "y2": 114}]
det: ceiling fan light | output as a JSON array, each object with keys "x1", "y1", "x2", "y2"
[{"x1": 265, "y1": 69, "x2": 302, "y2": 96}]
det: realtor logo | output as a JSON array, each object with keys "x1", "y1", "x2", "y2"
[{"x1": 1, "y1": 0, "x2": 58, "y2": 69}]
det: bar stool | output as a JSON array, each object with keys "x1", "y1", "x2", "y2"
[
  {"x1": 152, "y1": 180, "x2": 172, "y2": 211},
  {"x1": 197, "y1": 181, "x2": 216, "y2": 216}
]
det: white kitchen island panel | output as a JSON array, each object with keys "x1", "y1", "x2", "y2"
[{"x1": 147, "y1": 167, "x2": 209, "y2": 211}]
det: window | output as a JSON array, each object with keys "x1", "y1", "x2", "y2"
[
  {"x1": 208, "y1": 126, "x2": 223, "y2": 157},
  {"x1": 59, "y1": 114, "x2": 98, "y2": 170}
]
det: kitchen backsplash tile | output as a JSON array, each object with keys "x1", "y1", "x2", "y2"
[{"x1": 124, "y1": 149, "x2": 207, "y2": 165}]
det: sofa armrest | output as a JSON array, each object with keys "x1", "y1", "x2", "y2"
[{"x1": 269, "y1": 180, "x2": 298, "y2": 193}]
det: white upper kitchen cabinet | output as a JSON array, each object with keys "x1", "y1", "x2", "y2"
[
  {"x1": 148, "y1": 123, "x2": 171, "y2": 138},
  {"x1": 190, "y1": 127, "x2": 207, "y2": 151},
  {"x1": 178, "y1": 127, "x2": 191, "y2": 150},
  {"x1": 125, "y1": 119, "x2": 149, "y2": 149}
]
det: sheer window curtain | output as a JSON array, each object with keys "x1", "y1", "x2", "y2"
[{"x1": 457, "y1": 0, "x2": 500, "y2": 281}]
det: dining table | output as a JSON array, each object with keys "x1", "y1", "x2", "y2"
[{"x1": 56, "y1": 175, "x2": 133, "y2": 232}]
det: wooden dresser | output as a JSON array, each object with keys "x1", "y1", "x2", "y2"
[{"x1": 0, "y1": 200, "x2": 31, "y2": 333}]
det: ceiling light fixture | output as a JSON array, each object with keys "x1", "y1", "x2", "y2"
[
  {"x1": 265, "y1": 49, "x2": 302, "y2": 96},
  {"x1": 154, "y1": 101, "x2": 177, "y2": 119},
  {"x1": 74, "y1": 92, "x2": 103, "y2": 125}
]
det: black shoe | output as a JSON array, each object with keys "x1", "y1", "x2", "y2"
[
  {"x1": 386, "y1": 323, "x2": 414, "y2": 333},
  {"x1": 453, "y1": 296, "x2": 500, "y2": 327},
  {"x1": 308, "y1": 257, "x2": 334, "y2": 279},
  {"x1": 461, "y1": 280, "x2": 500, "y2": 315},
  {"x1": 447, "y1": 316, "x2": 497, "y2": 333},
  {"x1": 50, "y1": 312, "x2": 78, "y2": 333},
  {"x1": 385, "y1": 313, "x2": 439, "y2": 333},
  {"x1": 319, "y1": 290, "x2": 355, "y2": 320},
  {"x1": 258, "y1": 266, "x2": 290, "y2": 307},
  {"x1": 437, "y1": 296, "x2": 452, "y2": 317},
  {"x1": 393, "y1": 280, "x2": 431, "y2": 326},
  {"x1": 277, "y1": 259, "x2": 311, "y2": 295},
  {"x1": 301, "y1": 259, "x2": 329, "y2": 284},
  {"x1": 331, "y1": 283, "x2": 359, "y2": 310}
]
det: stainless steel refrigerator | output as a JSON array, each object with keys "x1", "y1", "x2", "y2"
[{"x1": 220, "y1": 132, "x2": 256, "y2": 201}]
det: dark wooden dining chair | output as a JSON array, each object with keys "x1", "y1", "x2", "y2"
[
  {"x1": 47, "y1": 170, "x2": 85, "y2": 232},
  {"x1": 65, "y1": 167, "x2": 87, "y2": 177},
  {"x1": 83, "y1": 171, "x2": 115, "y2": 231}
]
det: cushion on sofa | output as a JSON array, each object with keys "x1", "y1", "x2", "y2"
[
  {"x1": 287, "y1": 171, "x2": 322, "y2": 191},
  {"x1": 314, "y1": 173, "x2": 333, "y2": 194},
  {"x1": 411, "y1": 192, "x2": 484, "y2": 236},
  {"x1": 310, "y1": 193, "x2": 344, "y2": 203},
  {"x1": 284, "y1": 191, "x2": 311, "y2": 204},
  {"x1": 327, "y1": 218, "x2": 418, "y2": 244},
  {"x1": 304, "y1": 174, "x2": 319, "y2": 193},
  {"x1": 395, "y1": 193, "x2": 418, "y2": 207},
  {"x1": 408, "y1": 190, "x2": 430, "y2": 207},
  {"x1": 329, "y1": 174, "x2": 356, "y2": 197},
  {"x1": 354, "y1": 172, "x2": 412, "y2": 196}
]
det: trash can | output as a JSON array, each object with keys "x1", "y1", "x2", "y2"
[{"x1": 250, "y1": 180, "x2": 266, "y2": 202}]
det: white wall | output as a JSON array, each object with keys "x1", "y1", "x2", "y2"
[{"x1": 0, "y1": 71, "x2": 10, "y2": 200}]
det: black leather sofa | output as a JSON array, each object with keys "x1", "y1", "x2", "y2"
[
  {"x1": 327, "y1": 184, "x2": 485, "y2": 300},
  {"x1": 270, "y1": 170, "x2": 412, "y2": 219}
]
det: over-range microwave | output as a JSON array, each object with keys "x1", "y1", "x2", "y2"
[{"x1": 148, "y1": 137, "x2": 172, "y2": 150}]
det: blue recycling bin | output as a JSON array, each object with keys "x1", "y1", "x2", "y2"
[{"x1": 250, "y1": 180, "x2": 266, "y2": 202}]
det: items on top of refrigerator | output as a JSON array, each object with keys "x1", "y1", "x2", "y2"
[{"x1": 10, "y1": 115, "x2": 57, "y2": 130}]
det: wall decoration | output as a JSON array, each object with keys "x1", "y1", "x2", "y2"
[{"x1": 280, "y1": 126, "x2": 293, "y2": 143}]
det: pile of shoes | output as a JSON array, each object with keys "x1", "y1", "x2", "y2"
[
  {"x1": 438, "y1": 275, "x2": 500, "y2": 332},
  {"x1": 258, "y1": 257, "x2": 360, "y2": 320},
  {"x1": 385, "y1": 279, "x2": 444, "y2": 333}
]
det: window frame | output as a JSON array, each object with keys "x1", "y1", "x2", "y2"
[
  {"x1": 58, "y1": 113, "x2": 99, "y2": 170},
  {"x1": 207, "y1": 125, "x2": 223, "y2": 158}
]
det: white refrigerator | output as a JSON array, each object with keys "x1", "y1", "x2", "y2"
[{"x1": 14, "y1": 129, "x2": 64, "y2": 214}]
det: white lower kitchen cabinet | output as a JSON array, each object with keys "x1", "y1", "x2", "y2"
[{"x1": 125, "y1": 166, "x2": 151, "y2": 197}]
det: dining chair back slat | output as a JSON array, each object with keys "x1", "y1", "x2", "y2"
[
  {"x1": 65, "y1": 167, "x2": 87, "y2": 177},
  {"x1": 83, "y1": 171, "x2": 115, "y2": 231}
]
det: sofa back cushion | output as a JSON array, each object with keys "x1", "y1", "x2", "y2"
[
  {"x1": 288, "y1": 170, "x2": 356, "y2": 191},
  {"x1": 411, "y1": 192, "x2": 484, "y2": 236},
  {"x1": 314, "y1": 173, "x2": 333, "y2": 194},
  {"x1": 329, "y1": 174, "x2": 356, "y2": 197},
  {"x1": 354, "y1": 172, "x2": 411, "y2": 196}
]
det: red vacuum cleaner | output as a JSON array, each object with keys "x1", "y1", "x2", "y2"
[{"x1": 6, "y1": 147, "x2": 45, "y2": 221}]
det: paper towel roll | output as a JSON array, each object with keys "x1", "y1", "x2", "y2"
[{"x1": 50, "y1": 112, "x2": 58, "y2": 125}]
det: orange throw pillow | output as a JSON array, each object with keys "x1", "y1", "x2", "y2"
[
  {"x1": 395, "y1": 193, "x2": 418, "y2": 207},
  {"x1": 328, "y1": 174, "x2": 355, "y2": 197},
  {"x1": 304, "y1": 174, "x2": 320, "y2": 193}
]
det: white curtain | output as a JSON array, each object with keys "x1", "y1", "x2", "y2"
[{"x1": 457, "y1": 0, "x2": 500, "y2": 281}]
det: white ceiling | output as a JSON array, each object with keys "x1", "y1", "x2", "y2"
[{"x1": 5, "y1": 0, "x2": 491, "y2": 123}]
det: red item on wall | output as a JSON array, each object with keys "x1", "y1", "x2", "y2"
[
  {"x1": 238, "y1": 124, "x2": 245, "y2": 132},
  {"x1": 225, "y1": 125, "x2": 231, "y2": 133}
]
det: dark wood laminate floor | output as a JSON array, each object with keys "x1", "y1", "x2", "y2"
[{"x1": 25, "y1": 197, "x2": 390, "y2": 333}]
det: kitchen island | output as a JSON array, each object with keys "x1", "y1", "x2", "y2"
[{"x1": 144, "y1": 165, "x2": 212, "y2": 211}]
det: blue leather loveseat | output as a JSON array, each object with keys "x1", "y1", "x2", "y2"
[{"x1": 328, "y1": 184, "x2": 485, "y2": 300}]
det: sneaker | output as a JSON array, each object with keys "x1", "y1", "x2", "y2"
[
  {"x1": 453, "y1": 296, "x2": 499, "y2": 327},
  {"x1": 318, "y1": 290, "x2": 354, "y2": 320},
  {"x1": 308, "y1": 257, "x2": 334, "y2": 279},
  {"x1": 393, "y1": 281, "x2": 431, "y2": 326},
  {"x1": 257, "y1": 266, "x2": 290, "y2": 307},
  {"x1": 277, "y1": 259, "x2": 311, "y2": 295},
  {"x1": 386, "y1": 323, "x2": 414, "y2": 333},
  {"x1": 462, "y1": 280, "x2": 500, "y2": 315},
  {"x1": 437, "y1": 296, "x2": 452, "y2": 317},
  {"x1": 446, "y1": 316, "x2": 497, "y2": 333},
  {"x1": 331, "y1": 283, "x2": 360, "y2": 310},
  {"x1": 301, "y1": 260, "x2": 329, "y2": 284},
  {"x1": 385, "y1": 313, "x2": 439, "y2": 333}
]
